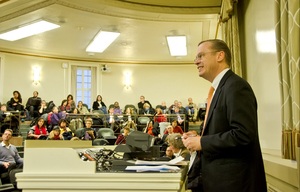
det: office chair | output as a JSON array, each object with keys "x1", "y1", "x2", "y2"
[
  {"x1": 92, "y1": 138, "x2": 109, "y2": 146},
  {"x1": 97, "y1": 128, "x2": 117, "y2": 145}
]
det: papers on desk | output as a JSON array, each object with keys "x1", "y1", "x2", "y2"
[
  {"x1": 125, "y1": 165, "x2": 180, "y2": 172},
  {"x1": 135, "y1": 156, "x2": 184, "y2": 165},
  {"x1": 125, "y1": 156, "x2": 184, "y2": 172}
]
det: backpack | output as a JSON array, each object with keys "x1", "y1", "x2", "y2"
[{"x1": 69, "y1": 118, "x2": 84, "y2": 133}]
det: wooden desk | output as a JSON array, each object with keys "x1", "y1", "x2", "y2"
[{"x1": 17, "y1": 140, "x2": 187, "y2": 192}]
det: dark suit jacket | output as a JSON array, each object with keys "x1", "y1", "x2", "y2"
[
  {"x1": 186, "y1": 151, "x2": 203, "y2": 192},
  {"x1": 201, "y1": 70, "x2": 267, "y2": 192}
]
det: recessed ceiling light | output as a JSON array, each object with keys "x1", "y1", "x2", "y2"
[
  {"x1": 166, "y1": 35, "x2": 187, "y2": 56},
  {"x1": 86, "y1": 31, "x2": 120, "y2": 53},
  {"x1": 0, "y1": 20, "x2": 60, "y2": 41}
]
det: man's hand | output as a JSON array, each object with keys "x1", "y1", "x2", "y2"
[
  {"x1": 182, "y1": 133, "x2": 202, "y2": 151},
  {"x1": 3, "y1": 162, "x2": 10, "y2": 169}
]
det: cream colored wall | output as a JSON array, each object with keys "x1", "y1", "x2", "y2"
[
  {"x1": 242, "y1": 0, "x2": 281, "y2": 150},
  {"x1": 0, "y1": 54, "x2": 211, "y2": 110}
]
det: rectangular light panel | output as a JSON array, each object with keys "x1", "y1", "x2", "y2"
[
  {"x1": 0, "y1": 20, "x2": 60, "y2": 41},
  {"x1": 86, "y1": 31, "x2": 120, "y2": 53},
  {"x1": 166, "y1": 36, "x2": 187, "y2": 56}
]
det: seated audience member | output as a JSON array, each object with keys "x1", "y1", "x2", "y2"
[
  {"x1": 58, "y1": 99, "x2": 68, "y2": 112},
  {"x1": 50, "y1": 106, "x2": 66, "y2": 128},
  {"x1": 77, "y1": 101, "x2": 89, "y2": 114},
  {"x1": 92, "y1": 95, "x2": 107, "y2": 114},
  {"x1": 159, "y1": 101, "x2": 169, "y2": 114},
  {"x1": 139, "y1": 103, "x2": 155, "y2": 115},
  {"x1": 168, "y1": 100, "x2": 179, "y2": 114},
  {"x1": 166, "y1": 133, "x2": 189, "y2": 159},
  {"x1": 156, "y1": 125, "x2": 175, "y2": 147},
  {"x1": 144, "y1": 120, "x2": 159, "y2": 137},
  {"x1": 48, "y1": 126, "x2": 64, "y2": 140},
  {"x1": 115, "y1": 127, "x2": 130, "y2": 145},
  {"x1": 107, "y1": 106, "x2": 120, "y2": 131},
  {"x1": 0, "y1": 104, "x2": 20, "y2": 132},
  {"x1": 154, "y1": 107, "x2": 167, "y2": 123},
  {"x1": 66, "y1": 94, "x2": 76, "y2": 113},
  {"x1": 25, "y1": 91, "x2": 41, "y2": 119},
  {"x1": 185, "y1": 130, "x2": 203, "y2": 192},
  {"x1": 164, "y1": 120, "x2": 183, "y2": 135},
  {"x1": 58, "y1": 119, "x2": 73, "y2": 140},
  {"x1": 7, "y1": 91, "x2": 24, "y2": 112},
  {"x1": 0, "y1": 129, "x2": 23, "y2": 186},
  {"x1": 38, "y1": 100, "x2": 48, "y2": 116},
  {"x1": 27, "y1": 117, "x2": 48, "y2": 139},
  {"x1": 123, "y1": 107, "x2": 135, "y2": 123},
  {"x1": 113, "y1": 101, "x2": 122, "y2": 115},
  {"x1": 171, "y1": 106, "x2": 189, "y2": 132},
  {"x1": 79, "y1": 118, "x2": 96, "y2": 140},
  {"x1": 185, "y1": 97, "x2": 198, "y2": 122},
  {"x1": 137, "y1": 95, "x2": 152, "y2": 111},
  {"x1": 164, "y1": 146, "x2": 175, "y2": 159}
]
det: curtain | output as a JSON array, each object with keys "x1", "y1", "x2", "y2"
[
  {"x1": 275, "y1": 0, "x2": 300, "y2": 160},
  {"x1": 218, "y1": 0, "x2": 242, "y2": 77}
]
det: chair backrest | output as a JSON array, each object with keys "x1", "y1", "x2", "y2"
[
  {"x1": 97, "y1": 128, "x2": 116, "y2": 139},
  {"x1": 138, "y1": 116, "x2": 150, "y2": 124},
  {"x1": 92, "y1": 138, "x2": 109, "y2": 146}
]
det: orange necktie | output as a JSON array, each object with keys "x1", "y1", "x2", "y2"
[{"x1": 201, "y1": 86, "x2": 215, "y2": 136}]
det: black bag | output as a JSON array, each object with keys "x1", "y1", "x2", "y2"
[{"x1": 30, "y1": 117, "x2": 39, "y2": 127}]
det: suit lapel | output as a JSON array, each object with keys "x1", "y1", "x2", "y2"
[{"x1": 203, "y1": 70, "x2": 233, "y2": 134}]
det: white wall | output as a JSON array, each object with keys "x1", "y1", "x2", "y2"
[
  {"x1": 0, "y1": 54, "x2": 211, "y2": 110},
  {"x1": 242, "y1": 0, "x2": 281, "y2": 150}
]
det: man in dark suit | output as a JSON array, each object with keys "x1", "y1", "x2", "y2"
[{"x1": 182, "y1": 39, "x2": 267, "y2": 192}]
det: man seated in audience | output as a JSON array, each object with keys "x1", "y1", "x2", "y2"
[
  {"x1": 159, "y1": 101, "x2": 169, "y2": 114},
  {"x1": 168, "y1": 100, "x2": 178, "y2": 114},
  {"x1": 185, "y1": 97, "x2": 198, "y2": 122},
  {"x1": 49, "y1": 106, "x2": 67, "y2": 128},
  {"x1": 164, "y1": 146, "x2": 175, "y2": 159},
  {"x1": 137, "y1": 95, "x2": 152, "y2": 111},
  {"x1": 77, "y1": 118, "x2": 96, "y2": 140},
  {"x1": 25, "y1": 91, "x2": 41, "y2": 119},
  {"x1": 0, "y1": 129, "x2": 23, "y2": 186}
]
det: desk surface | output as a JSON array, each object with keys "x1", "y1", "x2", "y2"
[{"x1": 17, "y1": 140, "x2": 187, "y2": 192}]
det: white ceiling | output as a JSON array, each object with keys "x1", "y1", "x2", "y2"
[{"x1": 0, "y1": 0, "x2": 221, "y2": 64}]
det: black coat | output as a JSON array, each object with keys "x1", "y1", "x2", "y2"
[{"x1": 201, "y1": 70, "x2": 267, "y2": 192}]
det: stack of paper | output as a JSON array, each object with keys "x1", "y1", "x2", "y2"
[{"x1": 125, "y1": 156, "x2": 184, "y2": 172}]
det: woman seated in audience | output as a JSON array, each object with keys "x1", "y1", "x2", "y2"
[
  {"x1": 144, "y1": 120, "x2": 159, "y2": 137},
  {"x1": 166, "y1": 133, "x2": 189, "y2": 159},
  {"x1": 113, "y1": 101, "x2": 122, "y2": 115},
  {"x1": 27, "y1": 117, "x2": 48, "y2": 139},
  {"x1": 139, "y1": 103, "x2": 155, "y2": 115},
  {"x1": 77, "y1": 101, "x2": 89, "y2": 114},
  {"x1": 7, "y1": 91, "x2": 24, "y2": 112},
  {"x1": 123, "y1": 107, "x2": 135, "y2": 123},
  {"x1": 38, "y1": 100, "x2": 48, "y2": 116},
  {"x1": 66, "y1": 94, "x2": 76, "y2": 113},
  {"x1": 58, "y1": 99, "x2": 68, "y2": 112},
  {"x1": 164, "y1": 120, "x2": 183, "y2": 135},
  {"x1": 154, "y1": 107, "x2": 167, "y2": 123},
  {"x1": 58, "y1": 119, "x2": 73, "y2": 140},
  {"x1": 48, "y1": 126, "x2": 64, "y2": 140},
  {"x1": 92, "y1": 95, "x2": 107, "y2": 114},
  {"x1": 115, "y1": 127, "x2": 130, "y2": 145}
]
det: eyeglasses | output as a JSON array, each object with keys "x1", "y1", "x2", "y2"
[{"x1": 194, "y1": 51, "x2": 219, "y2": 62}]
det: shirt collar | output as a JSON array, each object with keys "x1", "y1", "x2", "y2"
[
  {"x1": 1, "y1": 141, "x2": 11, "y2": 147},
  {"x1": 212, "y1": 68, "x2": 230, "y2": 91}
]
